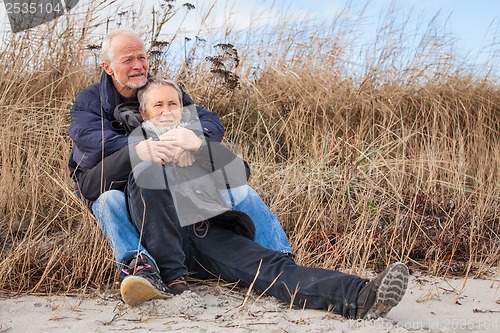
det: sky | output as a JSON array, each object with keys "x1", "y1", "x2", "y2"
[
  {"x1": 0, "y1": 0, "x2": 498, "y2": 70},
  {"x1": 186, "y1": 0, "x2": 499, "y2": 69},
  {"x1": 293, "y1": 0, "x2": 499, "y2": 63}
]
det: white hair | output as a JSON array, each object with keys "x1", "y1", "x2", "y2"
[
  {"x1": 100, "y1": 28, "x2": 144, "y2": 63},
  {"x1": 137, "y1": 77, "x2": 183, "y2": 113}
]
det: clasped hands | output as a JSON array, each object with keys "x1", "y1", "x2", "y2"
[{"x1": 135, "y1": 128, "x2": 203, "y2": 167}]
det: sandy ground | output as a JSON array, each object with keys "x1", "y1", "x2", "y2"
[{"x1": 1, "y1": 272, "x2": 499, "y2": 333}]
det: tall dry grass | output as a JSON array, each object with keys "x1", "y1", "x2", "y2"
[{"x1": 0, "y1": 0, "x2": 498, "y2": 294}]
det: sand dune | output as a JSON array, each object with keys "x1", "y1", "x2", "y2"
[{"x1": 1, "y1": 272, "x2": 498, "y2": 333}]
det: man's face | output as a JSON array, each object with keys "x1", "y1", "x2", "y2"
[
  {"x1": 142, "y1": 85, "x2": 182, "y2": 127},
  {"x1": 103, "y1": 35, "x2": 148, "y2": 97}
]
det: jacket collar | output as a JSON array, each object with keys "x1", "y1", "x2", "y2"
[{"x1": 99, "y1": 71, "x2": 138, "y2": 119}]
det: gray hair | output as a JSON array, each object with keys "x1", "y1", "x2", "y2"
[
  {"x1": 100, "y1": 28, "x2": 144, "y2": 63},
  {"x1": 137, "y1": 77, "x2": 183, "y2": 112}
]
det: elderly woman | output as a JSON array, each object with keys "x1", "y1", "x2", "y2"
[
  {"x1": 132, "y1": 78, "x2": 251, "y2": 229},
  {"x1": 123, "y1": 76, "x2": 409, "y2": 320}
]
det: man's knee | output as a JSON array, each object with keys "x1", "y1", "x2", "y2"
[
  {"x1": 92, "y1": 190, "x2": 126, "y2": 217},
  {"x1": 221, "y1": 185, "x2": 251, "y2": 206}
]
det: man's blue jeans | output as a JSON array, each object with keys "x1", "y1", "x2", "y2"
[
  {"x1": 92, "y1": 186, "x2": 292, "y2": 268},
  {"x1": 220, "y1": 185, "x2": 292, "y2": 254}
]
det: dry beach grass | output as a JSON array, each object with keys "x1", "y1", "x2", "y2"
[{"x1": 0, "y1": 0, "x2": 498, "y2": 300}]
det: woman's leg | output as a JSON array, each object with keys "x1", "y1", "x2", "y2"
[
  {"x1": 126, "y1": 161, "x2": 190, "y2": 283},
  {"x1": 188, "y1": 224, "x2": 366, "y2": 318}
]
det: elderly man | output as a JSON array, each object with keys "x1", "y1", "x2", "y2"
[{"x1": 68, "y1": 29, "x2": 291, "y2": 304}]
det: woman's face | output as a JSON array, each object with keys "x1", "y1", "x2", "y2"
[{"x1": 141, "y1": 85, "x2": 182, "y2": 127}]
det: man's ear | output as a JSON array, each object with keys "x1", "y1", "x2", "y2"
[
  {"x1": 138, "y1": 107, "x2": 146, "y2": 119},
  {"x1": 102, "y1": 61, "x2": 113, "y2": 76}
]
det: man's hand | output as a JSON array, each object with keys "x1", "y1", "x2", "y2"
[
  {"x1": 159, "y1": 128, "x2": 203, "y2": 152},
  {"x1": 135, "y1": 138, "x2": 177, "y2": 165},
  {"x1": 173, "y1": 150, "x2": 195, "y2": 167},
  {"x1": 135, "y1": 134, "x2": 198, "y2": 167}
]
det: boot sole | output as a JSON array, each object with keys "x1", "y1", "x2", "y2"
[
  {"x1": 120, "y1": 275, "x2": 173, "y2": 306},
  {"x1": 364, "y1": 262, "x2": 409, "y2": 319}
]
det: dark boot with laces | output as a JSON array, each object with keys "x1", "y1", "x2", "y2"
[
  {"x1": 356, "y1": 262, "x2": 409, "y2": 319},
  {"x1": 120, "y1": 253, "x2": 173, "y2": 306}
]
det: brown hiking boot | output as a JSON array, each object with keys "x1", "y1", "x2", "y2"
[
  {"x1": 167, "y1": 276, "x2": 190, "y2": 295},
  {"x1": 355, "y1": 262, "x2": 409, "y2": 319}
]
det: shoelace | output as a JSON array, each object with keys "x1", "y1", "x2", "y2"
[
  {"x1": 121, "y1": 253, "x2": 152, "y2": 276},
  {"x1": 168, "y1": 278, "x2": 187, "y2": 286}
]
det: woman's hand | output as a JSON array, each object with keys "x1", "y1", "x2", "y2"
[{"x1": 159, "y1": 128, "x2": 203, "y2": 152}]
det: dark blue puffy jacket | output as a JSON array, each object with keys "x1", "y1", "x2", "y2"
[{"x1": 68, "y1": 71, "x2": 225, "y2": 200}]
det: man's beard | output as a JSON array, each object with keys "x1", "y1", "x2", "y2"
[{"x1": 115, "y1": 72, "x2": 147, "y2": 90}]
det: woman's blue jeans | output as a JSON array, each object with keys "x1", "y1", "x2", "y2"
[{"x1": 92, "y1": 186, "x2": 292, "y2": 269}]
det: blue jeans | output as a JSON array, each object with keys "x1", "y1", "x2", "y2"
[
  {"x1": 92, "y1": 186, "x2": 292, "y2": 268},
  {"x1": 220, "y1": 186, "x2": 292, "y2": 254},
  {"x1": 91, "y1": 190, "x2": 148, "y2": 267}
]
